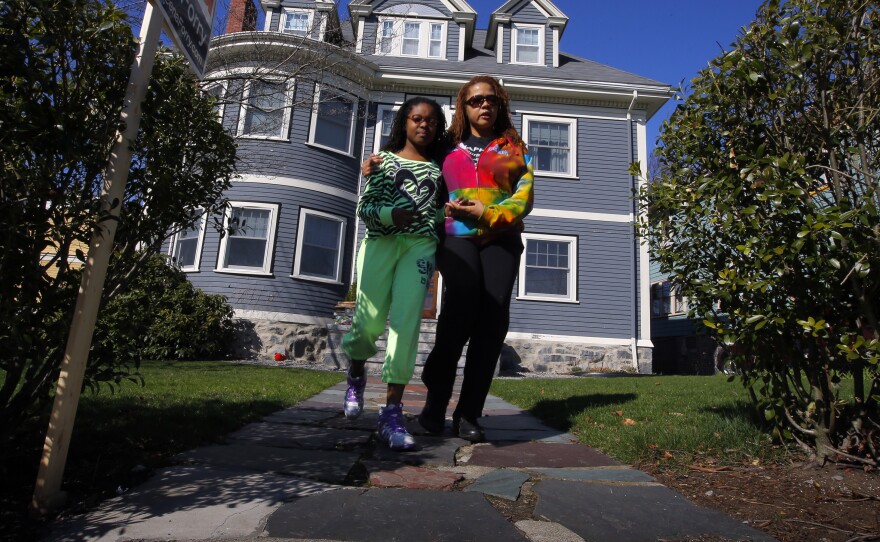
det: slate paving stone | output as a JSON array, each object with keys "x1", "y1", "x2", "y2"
[
  {"x1": 265, "y1": 489, "x2": 529, "y2": 541},
  {"x1": 515, "y1": 520, "x2": 586, "y2": 542},
  {"x1": 177, "y1": 444, "x2": 359, "y2": 484},
  {"x1": 529, "y1": 467, "x2": 658, "y2": 483},
  {"x1": 370, "y1": 434, "x2": 467, "y2": 466},
  {"x1": 533, "y1": 479, "x2": 777, "y2": 542},
  {"x1": 362, "y1": 461, "x2": 463, "y2": 490},
  {"x1": 226, "y1": 422, "x2": 372, "y2": 450},
  {"x1": 262, "y1": 408, "x2": 340, "y2": 425},
  {"x1": 478, "y1": 413, "x2": 556, "y2": 431},
  {"x1": 483, "y1": 428, "x2": 576, "y2": 443},
  {"x1": 463, "y1": 468, "x2": 529, "y2": 500},
  {"x1": 294, "y1": 399, "x2": 342, "y2": 410},
  {"x1": 46, "y1": 465, "x2": 340, "y2": 542},
  {"x1": 466, "y1": 441, "x2": 621, "y2": 468},
  {"x1": 325, "y1": 411, "x2": 381, "y2": 431}
]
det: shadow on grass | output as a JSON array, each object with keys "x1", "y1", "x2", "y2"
[
  {"x1": 699, "y1": 400, "x2": 768, "y2": 430},
  {"x1": 1, "y1": 396, "x2": 295, "y2": 542},
  {"x1": 529, "y1": 393, "x2": 638, "y2": 431}
]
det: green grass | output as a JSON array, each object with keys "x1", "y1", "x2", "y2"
[
  {"x1": 1, "y1": 361, "x2": 343, "y2": 539},
  {"x1": 491, "y1": 374, "x2": 788, "y2": 466}
]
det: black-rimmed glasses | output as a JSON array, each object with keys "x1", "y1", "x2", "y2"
[{"x1": 408, "y1": 115, "x2": 440, "y2": 128}]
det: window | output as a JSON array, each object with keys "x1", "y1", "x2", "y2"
[
  {"x1": 293, "y1": 209, "x2": 345, "y2": 283},
  {"x1": 309, "y1": 87, "x2": 356, "y2": 155},
  {"x1": 651, "y1": 280, "x2": 687, "y2": 317},
  {"x1": 513, "y1": 24, "x2": 543, "y2": 65},
  {"x1": 379, "y1": 20, "x2": 394, "y2": 53},
  {"x1": 375, "y1": 105, "x2": 398, "y2": 151},
  {"x1": 375, "y1": 18, "x2": 446, "y2": 59},
  {"x1": 170, "y1": 209, "x2": 206, "y2": 272},
  {"x1": 204, "y1": 83, "x2": 226, "y2": 120},
  {"x1": 217, "y1": 203, "x2": 278, "y2": 275},
  {"x1": 518, "y1": 234, "x2": 577, "y2": 302},
  {"x1": 282, "y1": 10, "x2": 311, "y2": 35},
  {"x1": 522, "y1": 115, "x2": 577, "y2": 177},
  {"x1": 238, "y1": 79, "x2": 293, "y2": 139},
  {"x1": 429, "y1": 23, "x2": 443, "y2": 57}
]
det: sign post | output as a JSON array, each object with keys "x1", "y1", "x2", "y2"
[{"x1": 31, "y1": 0, "x2": 215, "y2": 515}]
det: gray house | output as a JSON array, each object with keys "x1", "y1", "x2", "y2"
[{"x1": 168, "y1": 0, "x2": 672, "y2": 374}]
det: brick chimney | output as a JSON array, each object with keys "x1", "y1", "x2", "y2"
[{"x1": 226, "y1": 0, "x2": 258, "y2": 34}]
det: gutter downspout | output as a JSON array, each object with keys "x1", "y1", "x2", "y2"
[{"x1": 627, "y1": 90, "x2": 639, "y2": 371}]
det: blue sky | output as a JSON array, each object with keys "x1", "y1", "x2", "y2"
[{"x1": 464, "y1": 0, "x2": 766, "y2": 150}]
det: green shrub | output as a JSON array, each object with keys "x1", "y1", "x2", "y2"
[{"x1": 92, "y1": 254, "x2": 235, "y2": 366}]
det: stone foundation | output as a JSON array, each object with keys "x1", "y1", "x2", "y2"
[
  {"x1": 500, "y1": 339, "x2": 652, "y2": 375},
  {"x1": 229, "y1": 318, "x2": 329, "y2": 365}
]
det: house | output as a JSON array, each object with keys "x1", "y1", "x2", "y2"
[{"x1": 168, "y1": 0, "x2": 672, "y2": 373}]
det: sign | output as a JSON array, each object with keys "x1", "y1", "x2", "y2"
[{"x1": 152, "y1": 0, "x2": 217, "y2": 79}]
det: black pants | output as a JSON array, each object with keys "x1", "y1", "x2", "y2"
[{"x1": 421, "y1": 234, "x2": 524, "y2": 421}]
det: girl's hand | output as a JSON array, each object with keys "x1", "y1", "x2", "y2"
[
  {"x1": 445, "y1": 198, "x2": 484, "y2": 221},
  {"x1": 392, "y1": 208, "x2": 418, "y2": 228},
  {"x1": 362, "y1": 154, "x2": 382, "y2": 177}
]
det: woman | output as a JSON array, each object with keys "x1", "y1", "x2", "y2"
[{"x1": 365, "y1": 76, "x2": 534, "y2": 442}]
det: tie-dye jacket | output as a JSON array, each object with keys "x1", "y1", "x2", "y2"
[{"x1": 443, "y1": 136, "x2": 534, "y2": 239}]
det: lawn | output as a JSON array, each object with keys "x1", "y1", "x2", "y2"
[
  {"x1": 1, "y1": 361, "x2": 344, "y2": 539},
  {"x1": 490, "y1": 374, "x2": 785, "y2": 466}
]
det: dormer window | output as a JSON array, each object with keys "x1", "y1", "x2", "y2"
[
  {"x1": 376, "y1": 18, "x2": 446, "y2": 59},
  {"x1": 513, "y1": 23, "x2": 544, "y2": 65},
  {"x1": 282, "y1": 9, "x2": 312, "y2": 36}
]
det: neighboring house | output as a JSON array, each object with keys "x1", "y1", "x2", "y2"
[
  {"x1": 169, "y1": 0, "x2": 672, "y2": 373},
  {"x1": 649, "y1": 261, "x2": 717, "y2": 374}
]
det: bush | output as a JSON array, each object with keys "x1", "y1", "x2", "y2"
[{"x1": 92, "y1": 254, "x2": 235, "y2": 367}]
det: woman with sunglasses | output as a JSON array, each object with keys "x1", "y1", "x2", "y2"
[{"x1": 362, "y1": 76, "x2": 534, "y2": 442}]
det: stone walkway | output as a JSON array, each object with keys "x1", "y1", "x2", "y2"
[{"x1": 47, "y1": 378, "x2": 777, "y2": 541}]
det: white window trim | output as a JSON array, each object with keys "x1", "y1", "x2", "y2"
[
  {"x1": 215, "y1": 202, "x2": 279, "y2": 276},
  {"x1": 236, "y1": 77, "x2": 295, "y2": 140},
  {"x1": 169, "y1": 209, "x2": 207, "y2": 272},
  {"x1": 375, "y1": 17, "x2": 447, "y2": 60},
  {"x1": 281, "y1": 8, "x2": 314, "y2": 37},
  {"x1": 522, "y1": 114, "x2": 578, "y2": 178},
  {"x1": 307, "y1": 85, "x2": 357, "y2": 156},
  {"x1": 517, "y1": 233, "x2": 578, "y2": 303},
  {"x1": 512, "y1": 23, "x2": 545, "y2": 66},
  {"x1": 292, "y1": 208, "x2": 346, "y2": 284}
]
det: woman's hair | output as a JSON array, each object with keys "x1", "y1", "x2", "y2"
[
  {"x1": 381, "y1": 97, "x2": 448, "y2": 161},
  {"x1": 447, "y1": 75, "x2": 523, "y2": 146}
]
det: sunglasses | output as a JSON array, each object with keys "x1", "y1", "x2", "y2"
[
  {"x1": 408, "y1": 115, "x2": 440, "y2": 128},
  {"x1": 464, "y1": 94, "x2": 500, "y2": 108}
]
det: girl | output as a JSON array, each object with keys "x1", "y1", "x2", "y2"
[{"x1": 342, "y1": 97, "x2": 447, "y2": 451}]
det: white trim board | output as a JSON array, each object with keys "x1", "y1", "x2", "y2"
[
  {"x1": 234, "y1": 309, "x2": 333, "y2": 325},
  {"x1": 529, "y1": 208, "x2": 632, "y2": 223},
  {"x1": 235, "y1": 174, "x2": 359, "y2": 202},
  {"x1": 506, "y1": 331, "x2": 653, "y2": 348}
]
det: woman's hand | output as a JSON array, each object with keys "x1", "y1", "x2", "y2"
[
  {"x1": 445, "y1": 198, "x2": 484, "y2": 221},
  {"x1": 361, "y1": 154, "x2": 382, "y2": 177},
  {"x1": 392, "y1": 207, "x2": 418, "y2": 228}
]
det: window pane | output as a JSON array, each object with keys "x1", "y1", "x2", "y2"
[
  {"x1": 517, "y1": 28, "x2": 540, "y2": 63},
  {"x1": 173, "y1": 238, "x2": 198, "y2": 268},
  {"x1": 283, "y1": 12, "x2": 309, "y2": 34},
  {"x1": 243, "y1": 81, "x2": 286, "y2": 137},
  {"x1": 429, "y1": 23, "x2": 442, "y2": 57},
  {"x1": 230, "y1": 208, "x2": 269, "y2": 238},
  {"x1": 524, "y1": 239, "x2": 570, "y2": 297},
  {"x1": 528, "y1": 121, "x2": 571, "y2": 173},
  {"x1": 314, "y1": 92, "x2": 354, "y2": 151},
  {"x1": 380, "y1": 21, "x2": 394, "y2": 53},
  {"x1": 225, "y1": 238, "x2": 267, "y2": 268},
  {"x1": 300, "y1": 215, "x2": 342, "y2": 279},
  {"x1": 402, "y1": 22, "x2": 420, "y2": 55},
  {"x1": 378, "y1": 108, "x2": 395, "y2": 149}
]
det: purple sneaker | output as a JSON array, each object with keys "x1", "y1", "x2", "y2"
[
  {"x1": 343, "y1": 370, "x2": 366, "y2": 419},
  {"x1": 377, "y1": 403, "x2": 416, "y2": 451}
]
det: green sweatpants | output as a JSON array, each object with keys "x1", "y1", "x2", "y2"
[{"x1": 342, "y1": 235, "x2": 436, "y2": 384}]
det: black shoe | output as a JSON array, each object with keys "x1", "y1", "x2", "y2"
[
  {"x1": 417, "y1": 411, "x2": 445, "y2": 435},
  {"x1": 453, "y1": 416, "x2": 485, "y2": 443}
]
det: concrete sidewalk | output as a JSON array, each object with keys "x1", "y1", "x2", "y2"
[{"x1": 46, "y1": 378, "x2": 776, "y2": 541}]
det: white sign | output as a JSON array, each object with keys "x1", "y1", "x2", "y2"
[{"x1": 152, "y1": 0, "x2": 217, "y2": 79}]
